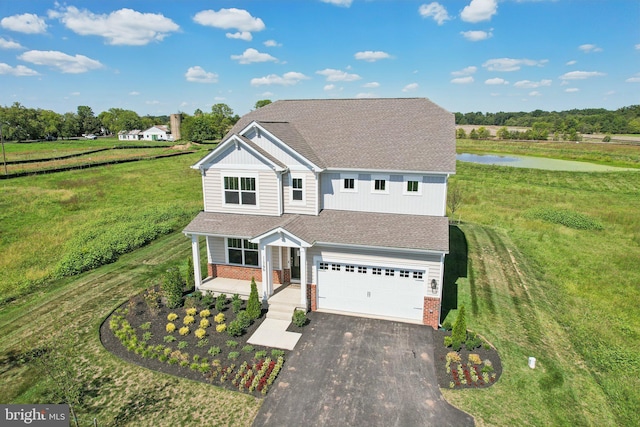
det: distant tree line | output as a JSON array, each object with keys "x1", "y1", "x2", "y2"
[
  {"x1": 455, "y1": 105, "x2": 640, "y2": 135},
  {"x1": 0, "y1": 102, "x2": 168, "y2": 142}
]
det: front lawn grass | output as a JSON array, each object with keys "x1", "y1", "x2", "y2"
[{"x1": 441, "y1": 157, "x2": 640, "y2": 426}]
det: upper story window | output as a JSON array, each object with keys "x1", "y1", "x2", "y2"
[
  {"x1": 371, "y1": 175, "x2": 389, "y2": 194},
  {"x1": 227, "y1": 238, "x2": 258, "y2": 266},
  {"x1": 224, "y1": 175, "x2": 256, "y2": 205},
  {"x1": 403, "y1": 175, "x2": 422, "y2": 195},
  {"x1": 340, "y1": 173, "x2": 358, "y2": 193},
  {"x1": 290, "y1": 175, "x2": 305, "y2": 203}
]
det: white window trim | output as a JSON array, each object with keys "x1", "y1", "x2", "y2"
[
  {"x1": 403, "y1": 175, "x2": 422, "y2": 196},
  {"x1": 289, "y1": 174, "x2": 306, "y2": 205},
  {"x1": 371, "y1": 174, "x2": 390, "y2": 194},
  {"x1": 340, "y1": 173, "x2": 358, "y2": 193},
  {"x1": 220, "y1": 171, "x2": 260, "y2": 209},
  {"x1": 224, "y1": 237, "x2": 260, "y2": 267}
]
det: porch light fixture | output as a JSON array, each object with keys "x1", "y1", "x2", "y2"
[{"x1": 431, "y1": 279, "x2": 438, "y2": 294}]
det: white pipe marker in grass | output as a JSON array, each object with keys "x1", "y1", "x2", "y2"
[{"x1": 528, "y1": 357, "x2": 536, "y2": 369}]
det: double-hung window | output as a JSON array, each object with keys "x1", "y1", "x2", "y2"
[
  {"x1": 224, "y1": 175, "x2": 256, "y2": 205},
  {"x1": 227, "y1": 238, "x2": 259, "y2": 266},
  {"x1": 291, "y1": 176, "x2": 304, "y2": 203}
]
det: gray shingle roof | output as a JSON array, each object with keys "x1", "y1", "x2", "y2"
[
  {"x1": 184, "y1": 210, "x2": 449, "y2": 253},
  {"x1": 226, "y1": 98, "x2": 455, "y2": 173}
]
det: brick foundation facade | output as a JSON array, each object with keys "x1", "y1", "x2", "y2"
[
  {"x1": 307, "y1": 284, "x2": 317, "y2": 311},
  {"x1": 283, "y1": 269, "x2": 291, "y2": 285},
  {"x1": 207, "y1": 263, "x2": 285, "y2": 285},
  {"x1": 423, "y1": 296, "x2": 440, "y2": 329}
]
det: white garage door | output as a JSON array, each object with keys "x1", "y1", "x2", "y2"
[{"x1": 316, "y1": 261, "x2": 426, "y2": 321}]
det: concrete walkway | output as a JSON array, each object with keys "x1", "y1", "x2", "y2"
[
  {"x1": 253, "y1": 312, "x2": 475, "y2": 427},
  {"x1": 247, "y1": 318, "x2": 302, "y2": 350}
]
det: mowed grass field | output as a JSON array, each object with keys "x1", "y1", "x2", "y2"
[{"x1": 0, "y1": 139, "x2": 638, "y2": 426}]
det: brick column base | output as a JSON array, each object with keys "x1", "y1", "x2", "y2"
[
  {"x1": 283, "y1": 269, "x2": 291, "y2": 285},
  {"x1": 423, "y1": 297, "x2": 440, "y2": 329},
  {"x1": 307, "y1": 284, "x2": 317, "y2": 311}
]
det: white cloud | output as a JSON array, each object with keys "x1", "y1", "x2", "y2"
[
  {"x1": 0, "y1": 37, "x2": 24, "y2": 49},
  {"x1": 626, "y1": 73, "x2": 640, "y2": 83},
  {"x1": 1, "y1": 13, "x2": 47, "y2": 34},
  {"x1": 451, "y1": 66, "x2": 477, "y2": 76},
  {"x1": 264, "y1": 39, "x2": 281, "y2": 47},
  {"x1": 146, "y1": 100, "x2": 160, "y2": 105},
  {"x1": 565, "y1": 88, "x2": 579, "y2": 93},
  {"x1": 460, "y1": 0, "x2": 497, "y2": 23},
  {"x1": 324, "y1": 84, "x2": 336, "y2": 91},
  {"x1": 483, "y1": 58, "x2": 548, "y2": 71},
  {"x1": 48, "y1": 6, "x2": 179, "y2": 46},
  {"x1": 485, "y1": 77, "x2": 508, "y2": 85},
  {"x1": 513, "y1": 79, "x2": 552, "y2": 88},
  {"x1": 231, "y1": 48, "x2": 277, "y2": 64},
  {"x1": 566, "y1": 60, "x2": 577, "y2": 66},
  {"x1": 316, "y1": 68, "x2": 361, "y2": 82},
  {"x1": 194, "y1": 8, "x2": 265, "y2": 41},
  {"x1": 451, "y1": 76, "x2": 474, "y2": 84},
  {"x1": 0, "y1": 63, "x2": 39, "y2": 76},
  {"x1": 418, "y1": 3, "x2": 451, "y2": 25},
  {"x1": 19, "y1": 50, "x2": 103, "y2": 73},
  {"x1": 559, "y1": 70, "x2": 606, "y2": 80},
  {"x1": 636, "y1": 44, "x2": 640, "y2": 50},
  {"x1": 529, "y1": 91, "x2": 541, "y2": 97},
  {"x1": 354, "y1": 50, "x2": 391, "y2": 62},
  {"x1": 251, "y1": 71, "x2": 310, "y2": 86},
  {"x1": 578, "y1": 44, "x2": 603, "y2": 53},
  {"x1": 355, "y1": 92, "x2": 376, "y2": 98},
  {"x1": 320, "y1": 0, "x2": 353, "y2": 7},
  {"x1": 226, "y1": 31, "x2": 252, "y2": 41},
  {"x1": 460, "y1": 30, "x2": 492, "y2": 41},
  {"x1": 402, "y1": 83, "x2": 419, "y2": 92},
  {"x1": 185, "y1": 66, "x2": 218, "y2": 83},
  {"x1": 362, "y1": 81, "x2": 380, "y2": 88},
  {"x1": 70, "y1": 91, "x2": 80, "y2": 96},
  {"x1": 129, "y1": 91, "x2": 140, "y2": 96}
]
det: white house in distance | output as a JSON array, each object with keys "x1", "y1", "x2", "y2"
[
  {"x1": 117, "y1": 129, "x2": 142, "y2": 141},
  {"x1": 183, "y1": 98, "x2": 455, "y2": 328},
  {"x1": 142, "y1": 125, "x2": 172, "y2": 141}
]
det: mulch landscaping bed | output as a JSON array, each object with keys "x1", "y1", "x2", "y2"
[
  {"x1": 100, "y1": 289, "x2": 290, "y2": 397},
  {"x1": 433, "y1": 329, "x2": 503, "y2": 389}
]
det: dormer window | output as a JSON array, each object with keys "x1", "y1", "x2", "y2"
[
  {"x1": 371, "y1": 175, "x2": 389, "y2": 194},
  {"x1": 340, "y1": 173, "x2": 358, "y2": 192},
  {"x1": 224, "y1": 174, "x2": 257, "y2": 205}
]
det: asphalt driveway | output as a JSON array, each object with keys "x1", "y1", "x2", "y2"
[{"x1": 253, "y1": 312, "x2": 474, "y2": 427}]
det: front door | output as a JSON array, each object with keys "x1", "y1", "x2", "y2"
[{"x1": 290, "y1": 248, "x2": 301, "y2": 282}]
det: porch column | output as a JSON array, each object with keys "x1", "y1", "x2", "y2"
[
  {"x1": 300, "y1": 246, "x2": 307, "y2": 309},
  {"x1": 259, "y1": 243, "x2": 270, "y2": 301},
  {"x1": 191, "y1": 234, "x2": 202, "y2": 290}
]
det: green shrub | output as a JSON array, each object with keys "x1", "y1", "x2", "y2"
[
  {"x1": 254, "y1": 350, "x2": 267, "y2": 359},
  {"x1": 442, "y1": 320, "x2": 453, "y2": 331},
  {"x1": 465, "y1": 333, "x2": 482, "y2": 350},
  {"x1": 226, "y1": 340, "x2": 238, "y2": 349},
  {"x1": 451, "y1": 339, "x2": 462, "y2": 352},
  {"x1": 444, "y1": 336, "x2": 453, "y2": 347},
  {"x1": 242, "y1": 345, "x2": 254, "y2": 353},
  {"x1": 163, "y1": 335, "x2": 176, "y2": 343},
  {"x1": 226, "y1": 320, "x2": 244, "y2": 337},
  {"x1": 271, "y1": 349, "x2": 285, "y2": 358},
  {"x1": 139, "y1": 322, "x2": 151, "y2": 330},
  {"x1": 228, "y1": 351, "x2": 239, "y2": 361},
  {"x1": 196, "y1": 338, "x2": 209, "y2": 348},
  {"x1": 526, "y1": 207, "x2": 604, "y2": 231},
  {"x1": 215, "y1": 293, "x2": 227, "y2": 312},
  {"x1": 202, "y1": 292, "x2": 215, "y2": 307},
  {"x1": 177, "y1": 341, "x2": 188, "y2": 349},
  {"x1": 142, "y1": 332, "x2": 152, "y2": 341},
  {"x1": 602, "y1": 135, "x2": 611, "y2": 142},
  {"x1": 231, "y1": 294, "x2": 243, "y2": 313},
  {"x1": 162, "y1": 267, "x2": 184, "y2": 309},
  {"x1": 186, "y1": 257, "x2": 195, "y2": 293},
  {"x1": 451, "y1": 305, "x2": 467, "y2": 345},
  {"x1": 292, "y1": 309, "x2": 308, "y2": 327},
  {"x1": 246, "y1": 277, "x2": 261, "y2": 320},
  {"x1": 236, "y1": 310, "x2": 252, "y2": 329},
  {"x1": 207, "y1": 346, "x2": 221, "y2": 356}
]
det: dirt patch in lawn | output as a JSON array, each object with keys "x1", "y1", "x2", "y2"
[{"x1": 100, "y1": 290, "x2": 290, "y2": 397}]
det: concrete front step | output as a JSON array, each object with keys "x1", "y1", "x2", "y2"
[{"x1": 267, "y1": 302, "x2": 298, "y2": 321}]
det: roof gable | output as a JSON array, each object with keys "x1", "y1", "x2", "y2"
[
  {"x1": 225, "y1": 98, "x2": 455, "y2": 174},
  {"x1": 192, "y1": 134, "x2": 286, "y2": 171}
]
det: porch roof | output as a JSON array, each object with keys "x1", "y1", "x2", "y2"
[{"x1": 183, "y1": 210, "x2": 449, "y2": 253}]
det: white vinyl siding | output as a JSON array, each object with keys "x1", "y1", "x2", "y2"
[
  {"x1": 321, "y1": 173, "x2": 446, "y2": 216},
  {"x1": 202, "y1": 169, "x2": 280, "y2": 216},
  {"x1": 283, "y1": 171, "x2": 317, "y2": 215},
  {"x1": 207, "y1": 236, "x2": 226, "y2": 263}
]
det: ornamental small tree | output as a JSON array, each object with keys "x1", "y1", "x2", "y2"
[
  {"x1": 162, "y1": 267, "x2": 184, "y2": 309},
  {"x1": 246, "y1": 277, "x2": 261, "y2": 320},
  {"x1": 451, "y1": 304, "x2": 467, "y2": 349}
]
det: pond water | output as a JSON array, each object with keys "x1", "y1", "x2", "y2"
[{"x1": 457, "y1": 153, "x2": 637, "y2": 172}]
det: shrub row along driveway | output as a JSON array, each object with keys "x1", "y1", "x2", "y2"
[{"x1": 253, "y1": 312, "x2": 474, "y2": 427}]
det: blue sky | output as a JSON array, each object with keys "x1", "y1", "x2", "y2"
[{"x1": 0, "y1": 0, "x2": 638, "y2": 117}]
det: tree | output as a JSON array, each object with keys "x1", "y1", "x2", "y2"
[
  {"x1": 447, "y1": 181, "x2": 463, "y2": 222},
  {"x1": 456, "y1": 128, "x2": 467, "y2": 139},
  {"x1": 254, "y1": 99, "x2": 272, "y2": 109},
  {"x1": 451, "y1": 305, "x2": 467, "y2": 349},
  {"x1": 77, "y1": 106, "x2": 100, "y2": 135},
  {"x1": 60, "y1": 112, "x2": 80, "y2": 139},
  {"x1": 496, "y1": 126, "x2": 510, "y2": 139},
  {"x1": 477, "y1": 126, "x2": 491, "y2": 139},
  {"x1": 162, "y1": 267, "x2": 184, "y2": 309},
  {"x1": 40, "y1": 109, "x2": 63, "y2": 138},
  {"x1": 469, "y1": 128, "x2": 478, "y2": 139},
  {"x1": 246, "y1": 277, "x2": 261, "y2": 320}
]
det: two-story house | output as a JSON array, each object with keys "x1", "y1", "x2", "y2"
[{"x1": 183, "y1": 98, "x2": 455, "y2": 328}]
